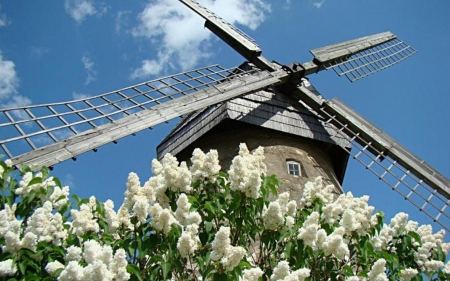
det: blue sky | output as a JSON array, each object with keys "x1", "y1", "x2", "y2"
[{"x1": 0, "y1": 0, "x2": 449, "y2": 239}]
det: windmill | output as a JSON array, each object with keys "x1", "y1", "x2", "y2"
[{"x1": 0, "y1": 0, "x2": 448, "y2": 232}]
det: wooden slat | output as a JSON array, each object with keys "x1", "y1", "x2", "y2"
[
  {"x1": 11, "y1": 70, "x2": 288, "y2": 169},
  {"x1": 310, "y1": 31, "x2": 396, "y2": 63}
]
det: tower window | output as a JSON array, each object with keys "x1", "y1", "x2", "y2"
[{"x1": 286, "y1": 160, "x2": 301, "y2": 177}]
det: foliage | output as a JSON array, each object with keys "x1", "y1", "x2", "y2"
[{"x1": 0, "y1": 144, "x2": 449, "y2": 281}]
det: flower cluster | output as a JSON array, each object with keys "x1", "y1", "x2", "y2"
[
  {"x1": 1, "y1": 144, "x2": 449, "y2": 280},
  {"x1": 24, "y1": 201, "x2": 67, "y2": 246},
  {"x1": 70, "y1": 196, "x2": 100, "y2": 236},
  {"x1": 190, "y1": 148, "x2": 221, "y2": 183},
  {"x1": 263, "y1": 192, "x2": 296, "y2": 231},
  {"x1": 46, "y1": 240, "x2": 130, "y2": 281},
  {"x1": 270, "y1": 261, "x2": 310, "y2": 281},
  {"x1": 298, "y1": 176, "x2": 334, "y2": 208},
  {"x1": 211, "y1": 226, "x2": 246, "y2": 271},
  {"x1": 229, "y1": 143, "x2": 266, "y2": 198},
  {"x1": 176, "y1": 193, "x2": 201, "y2": 257}
]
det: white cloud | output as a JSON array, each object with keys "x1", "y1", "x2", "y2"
[
  {"x1": 131, "y1": 0, "x2": 271, "y2": 79},
  {"x1": 72, "y1": 92, "x2": 91, "y2": 100},
  {"x1": 115, "y1": 10, "x2": 131, "y2": 34},
  {"x1": 313, "y1": 0, "x2": 326, "y2": 8},
  {"x1": 64, "y1": 0, "x2": 99, "y2": 24},
  {"x1": 0, "y1": 52, "x2": 19, "y2": 101},
  {"x1": 0, "y1": 52, "x2": 32, "y2": 120},
  {"x1": 0, "y1": 5, "x2": 9, "y2": 27},
  {"x1": 31, "y1": 46, "x2": 50, "y2": 57},
  {"x1": 63, "y1": 174, "x2": 75, "y2": 189},
  {"x1": 81, "y1": 55, "x2": 97, "y2": 85}
]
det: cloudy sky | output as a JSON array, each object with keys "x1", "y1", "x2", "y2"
[{"x1": 0, "y1": 0, "x2": 449, "y2": 237}]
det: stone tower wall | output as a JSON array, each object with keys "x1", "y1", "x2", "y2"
[{"x1": 175, "y1": 121, "x2": 345, "y2": 203}]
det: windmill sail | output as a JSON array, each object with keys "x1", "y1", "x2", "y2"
[
  {"x1": 310, "y1": 32, "x2": 417, "y2": 82},
  {"x1": 0, "y1": 65, "x2": 288, "y2": 169},
  {"x1": 179, "y1": 0, "x2": 275, "y2": 71},
  {"x1": 294, "y1": 84, "x2": 450, "y2": 231}
]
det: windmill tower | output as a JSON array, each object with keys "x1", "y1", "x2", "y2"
[
  {"x1": 156, "y1": 61, "x2": 351, "y2": 201},
  {"x1": 0, "y1": 0, "x2": 449, "y2": 232}
]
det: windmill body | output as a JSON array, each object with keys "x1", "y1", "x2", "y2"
[{"x1": 157, "y1": 62, "x2": 350, "y2": 201}]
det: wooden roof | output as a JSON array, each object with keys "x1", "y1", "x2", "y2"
[{"x1": 157, "y1": 84, "x2": 350, "y2": 159}]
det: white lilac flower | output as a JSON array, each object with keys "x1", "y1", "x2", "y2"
[
  {"x1": 400, "y1": 268, "x2": 418, "y2": 281},
  {"x1": 65, "y1": 245, "x2": 82, "y2": 262},
  {"x1": 263, "y1": 201, "x2": 284, "y2": 231},
  {"x1": 211, "y1": 226, "x2": 231, "y2": 261},
  {"x1": 186, "y1": 212, "x2": 201, "y2": 226},
  {"x1": 264, "y1": 191, "x2": 296, "y2": 231},
  {"x1": 368, "y1": 259, "x2": 388, "y2": 281},
  {"x1": 110, "y1": 249, "x2": 131, "y2": 281},
  {"x1": 228, "y1": 143, "x2": 266, "y2": 199},
  {"x1": 414, "y1": 241, "x2": 434, "y2": 269},
  {"x1": 45, "y1": 260, "x2": 65, "y2": 275},
  {"x1": 270, "y1": 261, "x2": 290, "y2": 280},
  {"x1": 24, "y1": 201, "x2": 67, "y2": 246},
  {"x1": 149, "y1": 203, "x2": 178, "y2": 236},
  {"x1": 288, "y1": 268, "x2": 310, "y2": 281},
  {"x1": 83, "y1": 240, "x2": 113, "y2": 265},
  {"x1": 345, "y1": 277, "x2": 360, "y2": 281},
  {"x1": 443, "y1": 260, "x2": 450, "y2": 274},
  {"x1": 0, "y1": 259, "x2": 17, "y2": 276},
  {"x1": 286, "y1": 200, "x2": 297, "y2": 217},
  {"x1": 132, "y1": 199, "x2": 150, "y2": 224},
  {"x1": 0, "y1": 204, "x2": 20, "y2": 237},
  {"x1": 3, "y1": 230, "x2": 37, "y2": 253},
  {"x1": 175, "y1": 193, "x2": 191, "y2": 226},
  {"x1": 297, "y1": 211, "x2": 320, "y2": 249},
  {"x1": 210, "y1": 226, "x2": 246, "y2": 271},
  {"x1": 299, "y1": 176, "x2": 334, "y2": 208},
  {"x1": 321, "y1": 227, "x2": 349, "y2": 261},
  {"x1": 60, "y1": 242, "x2": 130, "y2": 281},
  {"x1": 424, "y1": 260, "x2": 444, "y2": 272},
  {"x1": 177, "y1": 223, "x2": 200, "y2": 258},
  {"x1": 104, "y1": 200, "x2": 119, "y2": 232},
  {"x1": 47, "y1": 186, "x2": 70, "y2": 211},
  {"x1": 285, "y1": 216, "x2": 295, "y2": 230},
  {"x1": 389, "y1": 212, "x2": 409, "y2": 234},
  {"x1": 15, "y1": 172, "x2": 56, "y2": 200},
  {"x1": 70, "y1": 203, "x2": 99, "y2": 236},
  {"x1": 4, "y1": 159, "x2": 12, "y2": 167},
  {"x1": 371, "y1": 224, "x2": 393, "y2": 251},
  {"x1": 190, "y1": 148, "x2": 221, "y2": 183},
  {"x1": 83, "y1": 261, "x2": 114, "y2": 280},
  {"x1": 222, "y1": 246, "x2": 246, "y2": 271},
  {"x1": 58, "y1": 261, "x2": 85, "y2": 281},
  {"x1": 322, "y1": 191, "x2": 374, "y2": 235},
  {"x1": 242, "y1": 267, "x2": 264, "y2": 281},
  {"x1": 161, "y1": 154, "x2": 192, "y2": 193}
]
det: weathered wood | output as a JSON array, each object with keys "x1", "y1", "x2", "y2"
[
  {"x1": 11, "y1": 70, "x2": 287, "y2": 169},
  {"x1": 310, "y1": 31, "x2": 396, "y2": 63}
]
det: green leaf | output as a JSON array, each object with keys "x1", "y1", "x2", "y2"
[
  {"x1": 161, "y1": 261, "x2": 172, "y2": 280},
  {"x1": 77, "y1": 198, "x2": 89, "y2": 207},
  {"x1": 407, "y1": 231, "x2": 421, "y2": 245},
  {"x1": 205, "y1": 201, "x2": 216, "y2": 215},
  {"x1": 343, "y1": 265, "x2": 354, "y2": 276},
  {"x1": 213, "y1": 272, "x2": 227, "y2": 281},
  {"x1": 127, "y1": 264, "x2": 143, "y2": 281},
  {"x1": 205, "y1": 221, "x2": 214, "y2": 233},
  {"x1": 238, "y1": 260, "x2": 252, "y2": 269},
  {"x1": 27, "y1": 177, "x2": 43, "y2": 186},
  {"x1": 53, "y1": 177, "x2": 62, "y2": 187}
]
